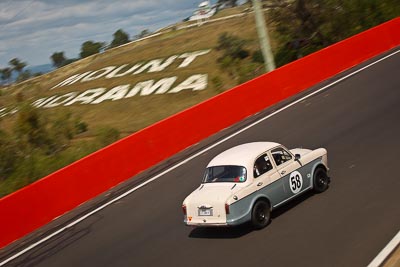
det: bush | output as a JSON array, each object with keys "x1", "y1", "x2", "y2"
[
  {"x1": 0, "y1": 131, "x2": 19, "y2": 181},
  {"x1": 216, "y1": 33, "x2": 249, "y2": 60},
  {"x1": 237, "y1": 63, "x2": 261, "y2": 84},
  {"x1": 96, "y1": 126, "x2": 120, "y2": 146},
  {"x1": 274, "y1": 45, "x2": 298, "y2": 67},
  {"x1": 211, "y1": 76, "x2": 224, "y2": 91},
  {"x1": 75, "y1": 121, "x2": 88, "y2": 134},
  {"x1": 252, "y1": 50, "x2": 264, "y2": 63},
  {"x1": 14, "y1": 103, "x2": 52, "y2": 151}
]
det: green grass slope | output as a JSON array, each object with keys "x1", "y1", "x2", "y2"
[{"x1": 2, "y1": 6, "x2": 265, "y2": 137}]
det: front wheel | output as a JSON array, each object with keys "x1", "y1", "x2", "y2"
[
  {"x1": 251, "y1": 200, "x2": 271, "y2": 229},
  {"x1": 313, "y1": 168, "x2": 330, "y2": 193}
]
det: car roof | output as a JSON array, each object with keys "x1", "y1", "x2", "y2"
[{"x1": 207, "y1": 142, "x2": 281, "y2": 168}]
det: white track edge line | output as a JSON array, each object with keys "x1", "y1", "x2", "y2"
[
  {"x1": 1, "y1": 48, "x2": 399, "y2": 266},
  {"x1": 367, "y1": 230, "x2": 400, "y2": 267}
]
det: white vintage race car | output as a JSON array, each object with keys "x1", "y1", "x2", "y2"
[{"x1": 182, "y1": 142, "x2": 330, "y2": 229}]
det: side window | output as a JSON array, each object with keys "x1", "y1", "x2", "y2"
[
  {"x1": 271, "y1": 147, "x2": 292, "y2": 166},
  {"x1": 253, "y1": 154, "x2": 273, "y2": 178}
]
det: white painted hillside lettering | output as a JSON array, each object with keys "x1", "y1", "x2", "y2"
[
  {"x1": 105, "y1": 63, "x2": 142, "y2": 79},
  {"x1": 0, "y1": 108, "x2": 7, "y2": 118},
  {"x1": 81, "y1": 67, "x2": 117, "y2": 82},
  {"x1": 20, "y1": 49, "x2": 213, "y2": 113},
  {"x1": 168, "y1": 74, "x2": 208, "y2": 93},
  {"x1": 177, "y1": 50, "x2": 211, "y2": 68},
  {"x1": 51, "y1": 49, "x2": 211, "y2": 90},
  {"x1": 52, "y1": 72, "x2": 92, "y2": 88},
  {"x1": 91, "y1": 85, "x2": 130, "y2": 104},
  {"x1": 34, "y1": 74, "x2": 208, "y2": 108},
  {"x1": 133, "y1": 55, "x2": 178, "y2": 74},
  {"x1": 44, "y1": 92, "x2": 78, "y2": 108},
  {"x1": 125, "y1": 77, "x2": 178, "y2": 97},
  {"x1": 64, "y1": 88, "x2": 106, "y2": 106}
]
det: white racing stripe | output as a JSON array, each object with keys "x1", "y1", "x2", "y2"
[
  {"x1": 1, "y1": 49, "x2": 399, "y2": 266},
  {"x1": 367, "y1": 230, "x2": 400, "y2": 267}
]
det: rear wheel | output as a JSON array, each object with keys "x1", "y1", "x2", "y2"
[
  {"x1": 313, "y1": 168, "x2": 330, "y2": 193},
  {"x1": 251, "y1": 200, "x2": 271, "y2": 229}
]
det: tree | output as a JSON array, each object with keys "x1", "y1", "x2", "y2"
[
  {"x1": 16, "y1": 70, "x2": 31, "y2": 82},
  {"x1": 270, "y1": 0, "x2": 400, "y2": 67},
  {"x1": 51, "y1": 52, "x2": 67, "y2": 68},
  {"x1": 216, "y1": 32, "x2": 249, "y2": 59},
  {"x1": 14, "y1": 104, "x2": 50, "y2": 149},
  {"x1": 80, "y1": 41, "x2": 105, "y2": 58},
  {"x1": 135, "y1": 29, "x2": 150, "y2": 39},
  {"x1": 0, "y1": 131, "x2": 19, "y2": 181},
  {"x1": 109, "y1": 29, "x2": 130, "y2": 49},
  {"x1": 63, "y1": 58, "x2": 78, "y2": 66},
  {"x1": 330, "y1": 0, "x2": 400, "y2": 39},
  {"x1": 0, "y1": 68, "x2": 12, "y2": 84},
  {"x1": 13, "y1": 104, "x2": 78, "y2": 155},
  {"x1": 9, "y1": 58, "x2": 26, "y2": 76},
  {"x1": 96, "y1": 126, "x2": 120, "y2": 146}
]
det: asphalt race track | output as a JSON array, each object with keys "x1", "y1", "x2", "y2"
[{"x1": 2, "y1": 49, "x2": 400, "y2": 267}]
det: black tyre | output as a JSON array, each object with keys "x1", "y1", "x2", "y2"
[
  {"x1": 251, "y1": 199, "x2": 271, "y2": 229},
  {"x1": 313, "y1": 168, "x2": 330, "y2": 193}
]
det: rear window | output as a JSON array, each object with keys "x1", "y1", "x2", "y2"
[{"x1": 203, "y1": 165, "x2": 247, "y2": 183}]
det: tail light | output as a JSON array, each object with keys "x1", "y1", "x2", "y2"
[
  {"x1": 182, "y1": 204, "x2": 187, "y2": 215},
  {"x1": 225, "y1": 203, "x2": 230, "y2": 214}
]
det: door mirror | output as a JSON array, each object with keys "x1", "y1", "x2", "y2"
[{"x1": 295, "y1": 154, "x2": 301, "y2": 161}]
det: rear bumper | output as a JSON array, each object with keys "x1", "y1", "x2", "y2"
[
  {"x1": 184, "y1": 217, "x2": 247, "y2": 227},
  {"x1": 184, "y1": 215, "x2": 228, "y2": 226},
  {"x1": 185, "y1": 222, "x2": 228, "y2": 227}
]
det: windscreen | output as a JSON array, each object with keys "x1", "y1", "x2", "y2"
[{"x1": 202, "y1": 165, "x2": 247, "y2": 183}]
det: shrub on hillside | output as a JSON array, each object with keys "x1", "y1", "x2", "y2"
[
  {"x1": 216, "y1": 32, "x2": 249, "y2": 60},
  {"x1": 96, "y1": 126, "x2": 120, "y2": 147},
  {"x1": 211, "y1": 76, "x2": 224, "y2": 91}
]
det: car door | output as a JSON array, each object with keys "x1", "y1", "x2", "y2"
[
  {"x1": 253, "y1": 153, "x2": 286, "y2": 207},
  {"x1": 270, "y1": 147, "x2": 310, "y2": 202}
]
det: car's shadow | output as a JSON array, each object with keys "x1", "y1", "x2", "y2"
[
  {"x1": 188, "y1": 222, "x2": 253, "y2": 239},
  {"x1": 188, "y1": 190, "x2": 316, "y2": 239},
  {"x1": 271, "y1": 190, "x2": 315, "y2": 219}
]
